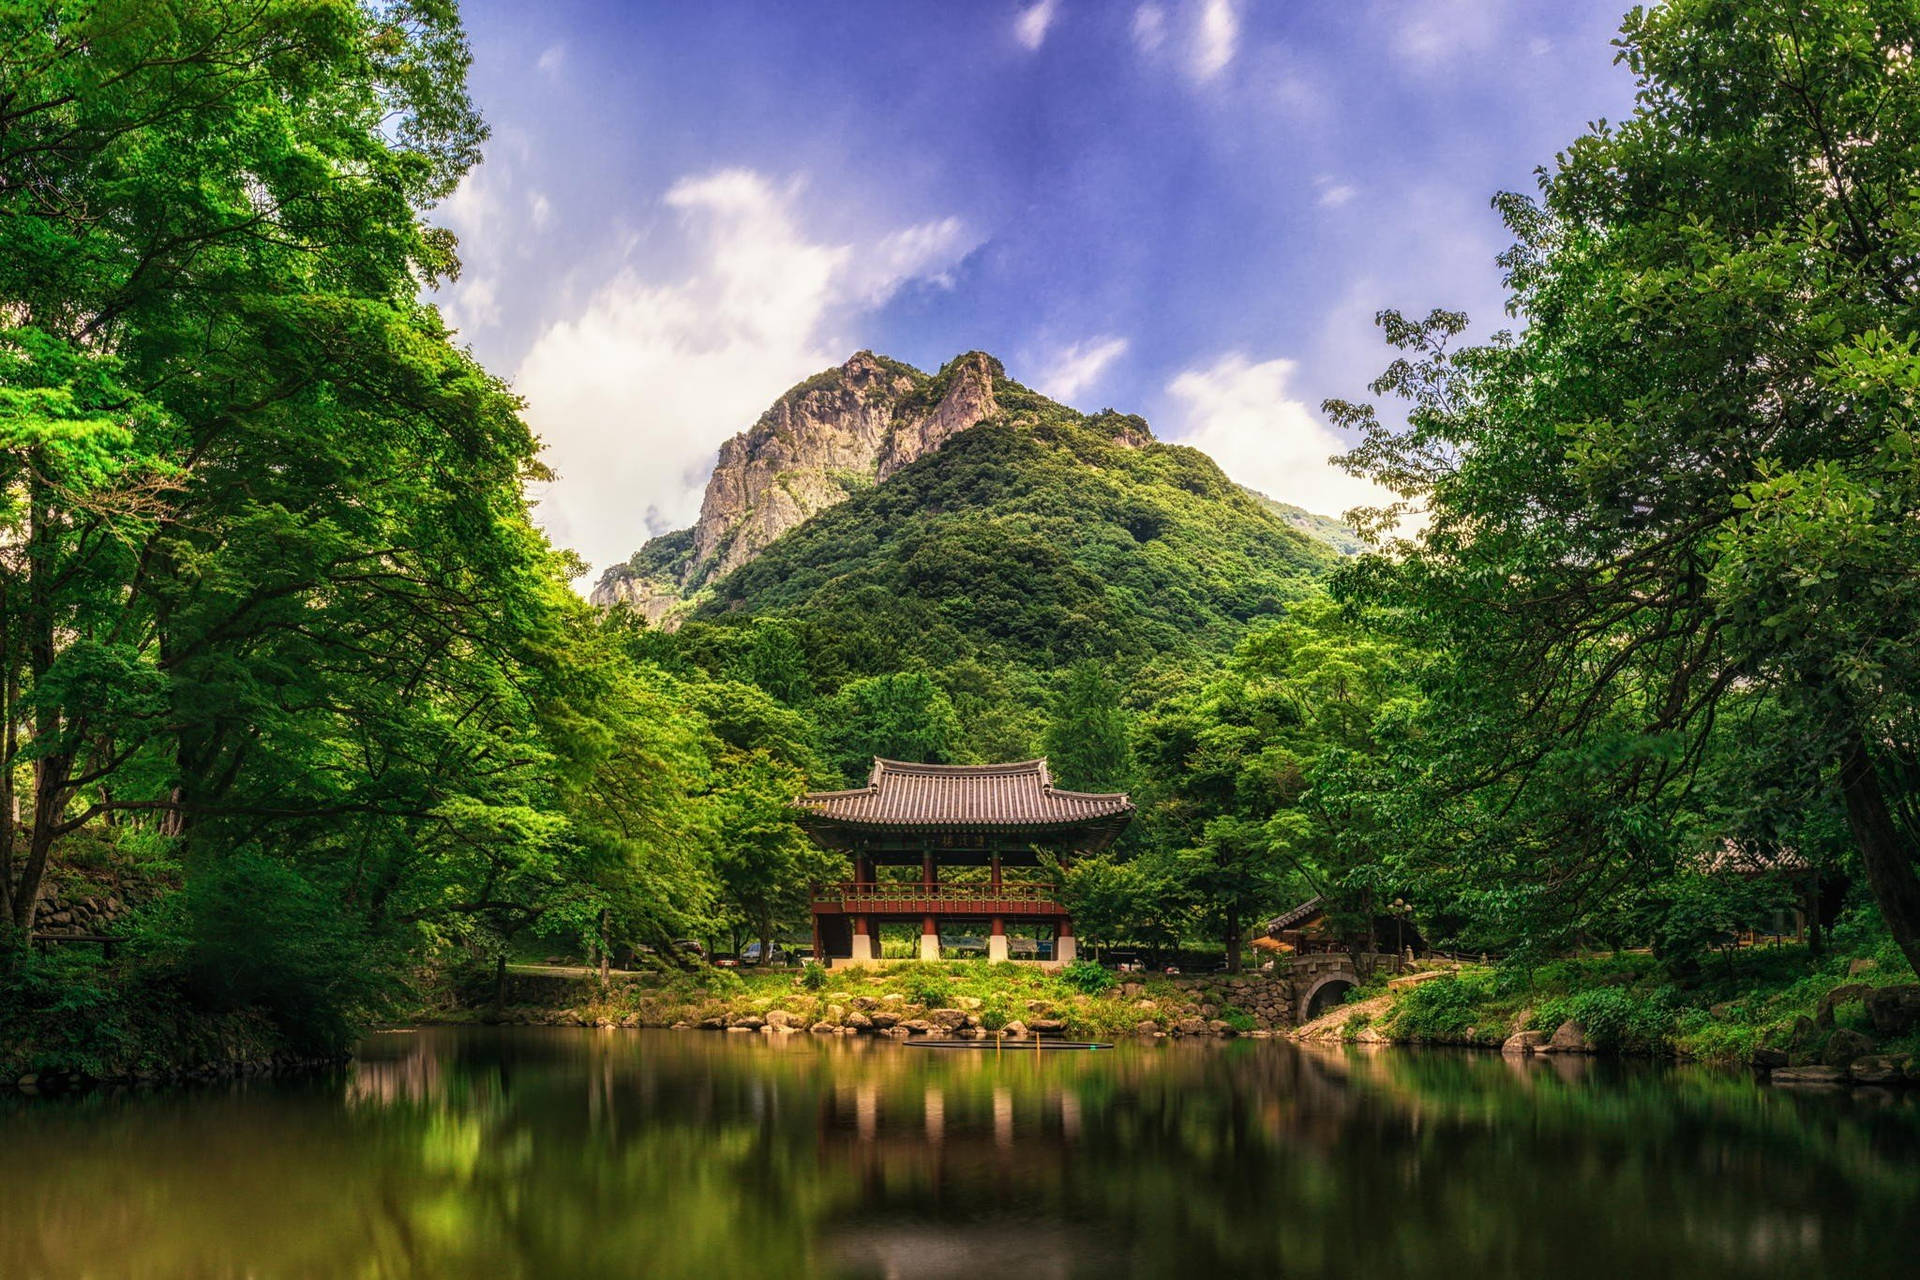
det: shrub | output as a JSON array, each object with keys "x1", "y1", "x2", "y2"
[
  {"x1": 904, "y1": 967, "x2": 951, "y2": 1008},
  {"x1": 1060, "y1": 960, "x2": 1115, "y2": 995},
  {"x1": 801, "y1": 961, "x2": 828, "y2": 990},
  {"x1": 174, "y1": 849, "x2": 392, "y2": 1052},
  {"x1": 1532, "y1": 985, "x2": 1679, "y2": 1053},
  {"x1": 1389, "y1": 973, "x2": 1494, "y2": 1040},
  {"x1": 1219, "y1": 1005, "x2": 1256, "y2": 1034}
]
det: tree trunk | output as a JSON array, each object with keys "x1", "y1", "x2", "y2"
[
  {"x1": 1805, "y1": 873, "x2": 1825, "y2": 960},
  {"x1": 598, "y1": 908, "x2": 611, "y2": 991},
  {"x1": 1223, "y1": 904, "x2": 1241, "y2": 974},
  {"x1": 1838, "y1": 726, "x2": 1920, "y2": 979},
  {"x1": 759, "y1": 913, "x2": 773, "y2": 968}
]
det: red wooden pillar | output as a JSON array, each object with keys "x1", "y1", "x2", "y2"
[
  {"x1": 812, "y1": 914, "x2": 823, "y2": 961},
  {"x1": 990, "y1": 853, "x2": 1002, "y2": 892}
]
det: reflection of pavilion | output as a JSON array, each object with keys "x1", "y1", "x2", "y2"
[
  {"x1": 796, "y1": 759, "x2": 1133, "y2": 967},
  {"x1": 815, "y1": 1074, "x2": 1106, "y2": 1279}
]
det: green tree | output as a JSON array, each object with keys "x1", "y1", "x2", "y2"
[
  {"x1": 1331, "y1": 0, "x2": 1920, "y2": 975},
  {"x1": 1044, "y1": 661, "x2": 1134, "y2": 791},
  {"x1": 824, "y1": 671, "x2": 962, "y2": 781},
  {"x1": 0, "y1": 2, "x2": 720, "y2": 1054}
]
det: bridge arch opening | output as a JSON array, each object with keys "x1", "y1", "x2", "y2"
[{"x1": 1302, "y1": 975, "x2": 1356, "y2": 1022}]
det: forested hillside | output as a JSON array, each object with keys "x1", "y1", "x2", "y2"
[{"x1": 697, "y1": 359, "x2": 1335, "y2": 673}]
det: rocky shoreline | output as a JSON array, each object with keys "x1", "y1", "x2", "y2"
[{"x1": 1297, "y1": 972, "x2": 1920, "y2": 1088}]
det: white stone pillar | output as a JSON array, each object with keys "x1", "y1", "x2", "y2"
[
  {"x1": 919, "y1": 931, "x2": 941, "y2": 961},
  {"x1": 1055, "y1": 933, "x2": 1077, "y2": 964},
  {"x1": 988, "y1": 933, "x2": 1009, "y2": 962},
  {"x1": 850, "y1": 931, "x2": 874, "y2": 963}
]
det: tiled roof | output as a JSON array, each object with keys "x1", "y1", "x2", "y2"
[
  {"x1": 796, "y1": 758, "x2": 1133, "y2": 833},
  {"x1": 1264, "y1": 896, "x2": 1324, "y2": 934},
  {"x1": 1697, "y1": 840, "x2": 1810, "y2": 875}
]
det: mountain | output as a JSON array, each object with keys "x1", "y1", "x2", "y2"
[
  {"x1": 592, "y1": 351, "x2": 1003, "y2": 622},
  {"x1": 593, "y1": 350, "x2": 1357, "y2": 637},
  {"x1": 1240, "y1": 489, "x2": 1368, "y2": 556}
]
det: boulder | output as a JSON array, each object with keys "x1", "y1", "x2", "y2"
[
  {"x1": 846, "y1": 1011, "x2": 874, "y2": 1030},
  {"x1": 1847, "y1": 1054, "x2": 1904, "y2": 1085},
  {"x1": 1848, "y1": 958, "x2": 1878, "y2": 977},
  {"x1": 729, "y1": 1014, "x2": 765, "y2": 1030},
  {"x1": 928, "y1": 1009, "x2": 968, "y2": 1032},
  {"x1": 1207, "y1": 1019, "x2": 1237, "y2": 1037},
  {"x1": 902, "y1": 1019, "x2": 935, "y2": 1035},
  {"x1": 1002, "y1": 1020, "x2": 1029, "y2": 1038},
  {"x1": 1789, "y1": 1014, "x2": 1818, "y2": 1048},
  {"x1": 765, "y1": 1009, "x2": 796, "y2": 1029},
  {"x1": 809, "y1": 1022, "x2": 836, "y2": 1035},
  {"x1": 1816, "y1": 982, "x2": 1872, "y2": 1027},
  {"x1": 869, "y1": 1011, "x2": 900, "y2": 1029},
  {"x1": 956, "y1": 996, "x2": 983, "y2": 1010},
  {"x1": 1502, "y1": 1030, "x2": 1552, "y2": 1057},
  {"x1": 1548, "y1": 1020, "x2": 1591, "y2": 1054},
  {"x1": 1865, "y1": 984, "x2": 1920, "y2": 1036},
  {"x1": 1821, "y1": 1027, "x2": 1875, "y2": 1068},
  {"x1": 1750, "y1": 1048, "x2": 1790, "y2": 1069},
  {"x1": 1030, "y1": 1018, "x2": 1066, "y2": 1036},
  {"x1": 1770, "y1": 1065, "x2": 1846, "y2": 1086},
  {"x1": 1173, "y1": 1017, "x2": 1208, "y2": 1037},
  {"x1": 1135, "y1": 1020, "x2": 1160, "y2": 1036}
]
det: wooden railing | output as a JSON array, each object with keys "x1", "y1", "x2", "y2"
[{"x1": 811, "y1": 881, "x2": 1064, "y2": 915}]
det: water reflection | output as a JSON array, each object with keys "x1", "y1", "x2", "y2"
[{"x1": 2, "y1": 1028, "x2": 1917, "y2": 1278}]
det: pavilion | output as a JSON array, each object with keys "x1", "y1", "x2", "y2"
[{"x1": 795, "y1": 758, "x2": 1133, "y2": 967}]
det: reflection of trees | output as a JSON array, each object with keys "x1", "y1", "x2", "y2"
[{"x1": 1, "y1": 1031, "x2": 1916, "y2": 1278}]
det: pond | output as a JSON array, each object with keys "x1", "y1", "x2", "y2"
[{"x1": 2, "y1": 1027, "x2": 1917, "y2": 1278}]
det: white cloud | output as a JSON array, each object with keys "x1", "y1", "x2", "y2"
[
  {"x1": 1131, "y1": 4, "x2": 1166, "y2": 53},
  {"x1": 1315, "y1": 177, "x2": 1356, "y2": 208},
  {"x1": 1032, "y1": 335, "x2": 1129, "y2": 403},
  {"x1": 1379, "y1": 0, "x2": 1512, "y2": 72},
  {"x1": 537, "y1": 43, "x2": 566, "y2": 75},
  {"x1": 528, "y1": 191, "x2": 552, "y2": 229},
  {"x1": 1015, "y1": 0, "x2": 1058, "y2": 51},
  {"x1": 1164, "y1": 353, "x2": 1395, "y2": 520},
  {"x1": 1190, "y1": 0, "x2": 1238, "y2": 81},
  {"x1": 512, "y1": 169, "x2": 973, "y2": 576},
  {"x1": 1133, "y1": 0, "x2": 1238, "y2": 84},
  {"x1": 434, "y1": 163, "x2": 520, "y2": 332}
]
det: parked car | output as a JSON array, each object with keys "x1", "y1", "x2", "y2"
[{"x1": 740, "y1": 942, "x2": 790, "y2": 966}]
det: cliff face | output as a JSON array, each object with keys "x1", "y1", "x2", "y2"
[{"x1": 591, "y1": 351, "x2": 1006, "y2": 622}]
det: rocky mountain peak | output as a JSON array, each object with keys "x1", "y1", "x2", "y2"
[{"x1": 591, "y1": 350, "x2": 1007, "y2": 622}]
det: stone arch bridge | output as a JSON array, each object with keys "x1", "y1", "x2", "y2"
[{"x1": 1166, "y1": 953, "x2": 1404, "y2": 1032}]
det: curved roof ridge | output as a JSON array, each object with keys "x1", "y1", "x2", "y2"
[
  {"x1": 797, "y1": 756, "x2": 1134, "y2": 850},
  {"x1": 871, "y1": 757, "x2": 1047, "y2": 777}
]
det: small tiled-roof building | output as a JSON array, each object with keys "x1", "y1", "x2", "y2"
[{"x1": 794, "y1": 758, "x2": 1133, "y2": 966}]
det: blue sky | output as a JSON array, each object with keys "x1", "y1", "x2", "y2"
[{"x1": 436, "y1": 0, "x2": 1639, "y2": 576}]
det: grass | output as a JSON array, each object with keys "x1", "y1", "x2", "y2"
[
  {"x1": 447, "y1": 960, "x2": 1271, "y2": 1040},
  {"x1": 1367, "y1": 913, "x2": 1919, "y2": 1064}
]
